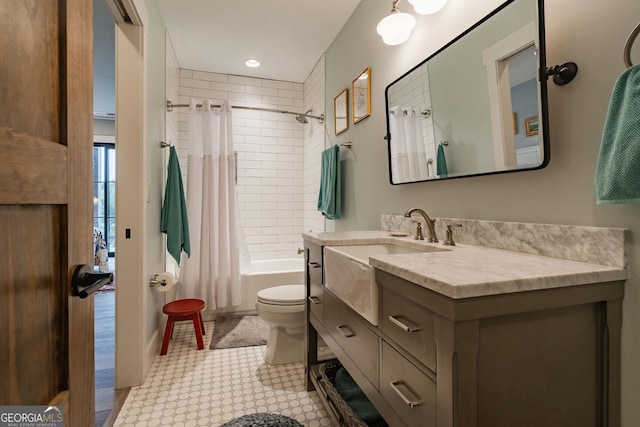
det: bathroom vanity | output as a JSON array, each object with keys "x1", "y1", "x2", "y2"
[{"x1": 303, "y1": 224, "x2": 626, "y2": 427}]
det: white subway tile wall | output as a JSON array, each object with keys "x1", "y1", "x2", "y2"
[{"x1": 176, "y1": 68, "x2": 324, "y2": 261}]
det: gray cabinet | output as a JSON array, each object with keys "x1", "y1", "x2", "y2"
[
  {"x1": 305, "y1": 239, "x2": 624, "y2": 427},
  {"x1": 381, "y1": 341, "x2": 437, "y2": 427},
  {"x1": 381, "y1": 288, "x2": 437, "y2": 373},
  {"x1": 324, "y1": 290, "x2": 380, "y2": 389}
]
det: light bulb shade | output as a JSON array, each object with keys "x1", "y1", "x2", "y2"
[
  {"x1": 408, "y1": 0, "x2": 448, "y2": 15},
  {"x1": 376, "y1": 11, "x2": 416, "y2": 45}
]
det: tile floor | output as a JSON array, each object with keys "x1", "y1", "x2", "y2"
[{"x1": 114, "y1": 321, "x2": 333, "y2": 426}]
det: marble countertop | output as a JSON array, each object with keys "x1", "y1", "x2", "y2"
[{"x1": 303, "y1": 231, "x2": 628, "y2": 299}]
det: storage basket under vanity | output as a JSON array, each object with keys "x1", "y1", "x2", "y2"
[{"x1": 319, "y1": 360, "x2": 388, "y2": 427}]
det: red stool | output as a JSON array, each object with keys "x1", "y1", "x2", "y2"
[{"x1": 160, "y1": 298, "x2": 206, "y2": 355}]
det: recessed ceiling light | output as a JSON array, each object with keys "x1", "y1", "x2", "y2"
[{"x1": 245, "y1": 59, "x2": 261, "y2": 68}]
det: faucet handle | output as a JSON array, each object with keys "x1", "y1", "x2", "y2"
[
  {"x1": 413, "y1": 220, "x2": 425, "y2": 241},
  {"x1": 443, "y1": 223, "x2": 462, "y2": 246}
]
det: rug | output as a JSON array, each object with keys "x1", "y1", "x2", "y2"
[
  {"x1": 210, "y1": 314, "x2": 270, "y2": 349},
  {"x1": 221, "y1": 413, "x2": 303, "y2": 426}
]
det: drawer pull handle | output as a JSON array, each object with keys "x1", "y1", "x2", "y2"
[
  {"x1": 336, "y1": 325, "x2": 355, "y2": 338},
  {"x1": 308, "y1": 296, "x2": 321, "y2": 304},
  {"x1": 308, "y1": 262, "x2": 321, "y2": 268},
  {"x1": 390, "y1": 381, "x2": 424, "y2": 408},
  {"x1": 389, "y1": 315, "x2": 422, "y2": 333}
]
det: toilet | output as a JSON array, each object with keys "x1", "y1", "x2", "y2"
[{"x1": 255, "y1": 284, "x2": 306, "y2": 365}]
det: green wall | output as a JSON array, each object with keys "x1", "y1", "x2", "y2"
[{"x1": 325, "y1": 0, "x2": 640, "y2": 423}]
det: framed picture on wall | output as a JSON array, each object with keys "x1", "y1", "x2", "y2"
[
  {"x1": 525, "y1": 116, "x2": 539, "y2": 136},
  {"x1": 352, "y1": 67, "x2": 371, "y2": 124},
  {"x1": 334, "y1": 88, "x2": 348, "y2": 135}
]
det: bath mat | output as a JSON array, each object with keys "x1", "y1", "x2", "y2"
[
  {"x1": 221, "y1": 413, "x2": 303, "y2": 426},
  {"x1": 210, "y1": 314, "x2": 270, "y2": 349}
]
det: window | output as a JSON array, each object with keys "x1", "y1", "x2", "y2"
[{"x1": 93, "y1": 144, "x2": 116, "y2": 256}]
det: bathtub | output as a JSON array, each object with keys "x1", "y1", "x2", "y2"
[{"x1": 216, "y1": 258, "x2": 305, "y2": 314}]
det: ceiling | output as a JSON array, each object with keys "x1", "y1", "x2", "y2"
[{"x1": 156, "y1": 0, "x2": 362, "y2": 83}]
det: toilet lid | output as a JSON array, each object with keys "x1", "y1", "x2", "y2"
[{"x1": 257, "y1": 285, "x2": 305, "y2": 305}]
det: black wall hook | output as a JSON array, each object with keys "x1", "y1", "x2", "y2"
[{"x1": 544, "y1": 62, "x2": 579, "y2": 85}]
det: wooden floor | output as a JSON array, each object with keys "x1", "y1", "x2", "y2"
[{"x1": 95, "y1": 291, "x2": 129, "y2": 427}]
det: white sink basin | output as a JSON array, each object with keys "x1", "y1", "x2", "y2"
[
  {"x1": 329, "y1": 243, "x2": 440, "y2": 263},
  {"x1": 324, "y1": 243, "x2": 448, "y2": 325}
]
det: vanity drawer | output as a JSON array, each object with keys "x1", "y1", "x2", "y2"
[
  {"x1": 381, "y1": 288, "x2": 437, "y2": 372},
  {"x1": 381, "y1": 342, "x2": 437, "y2": 427},
  {"x1": 324, "y1": 291, "x2": 379, "y2": 388},
  {"x1": 306, "y1": 242, "x2": 323, "y2": 285},
  {"x1": 308, "y1": 281, "x2": 324, "y2": 323}
]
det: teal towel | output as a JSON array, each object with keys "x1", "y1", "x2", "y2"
[
  {"x1": 317, "y1": 145, "x2": 341, "y2": 220},
  {"x1": 161, "y1": 146, "x2": 190, "y2": 265},
  {"x1": 596, "y1": 65, "x2": 640, "y2": 204},
  {"x1": 436, "y1": 144, "x2": 448, "y2": 177},
  {"x1": 334, "y1": 367, "x2": 387, "y2": 427}
]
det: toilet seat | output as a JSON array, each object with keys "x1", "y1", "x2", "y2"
[{"x1": 257, "y1": 284, "x2": 305, "y2": 306}]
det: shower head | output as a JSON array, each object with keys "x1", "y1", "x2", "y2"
[{"x1": 295, "y1": 109, "x2": 313, "y2": 124}]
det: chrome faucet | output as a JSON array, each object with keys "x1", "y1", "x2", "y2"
[{"x1": 404, "y1": 208, "x2": 438, "y2": 243}]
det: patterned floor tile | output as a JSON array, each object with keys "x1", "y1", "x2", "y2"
[{"x1": 114, "y1": 321, "x2": 333, "y2": 427}]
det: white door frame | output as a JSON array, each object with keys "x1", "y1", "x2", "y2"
[
  {"x1": 112, "y1": 0, "x2": 149, "y2": 388},
  {"x1": 482, "y1": 22, "x2": 536, "y2": 170}
]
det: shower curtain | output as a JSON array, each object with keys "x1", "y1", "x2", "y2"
[
  {"x1": 389, "y1": 107, "x2": 430, "y2": 182},
  {"x1": 179, "y1": 99, "x2": 250, "y2": 309}
]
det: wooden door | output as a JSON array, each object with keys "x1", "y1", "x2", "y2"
[{"x1": 0, "y1": 1, "x2": 95, "y2": 425}]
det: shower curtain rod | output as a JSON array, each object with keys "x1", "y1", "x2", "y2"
[{"x1": 165, "y1": 100, "x2": 324, "y2": 123}]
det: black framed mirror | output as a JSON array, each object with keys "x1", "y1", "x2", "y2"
[{"x1": 385, "y1": 0, "x2": 549, "y2": 184}]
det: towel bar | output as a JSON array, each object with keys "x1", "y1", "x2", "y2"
[{"x1": 624, "y1": 23, "x2": 640, "y2": 68}]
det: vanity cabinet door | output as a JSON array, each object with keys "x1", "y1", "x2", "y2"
[
  {"x1": 306, "y1": 242, "x2": 324, "y2": 323},
  {"x1": 308, "y1": 282, "x2": 324, "y2": 323},
  {"x1": 307, "y1": 242, "x2": 323, "y2": 285},
  {"x1": 324, "y1": 291, "x2": 380, "y2": 389},
  {"x1": 381, "y1": 288, "x2": 437, "y2": 372},
  {"x1": 381, "y1": 342, "x2": 437, "y2": 427}
]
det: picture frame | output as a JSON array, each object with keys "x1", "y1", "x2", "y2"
[
  {"x1": 352, "y1": 67, "x2": 371, "y2": 124},
  {"x1": 525, "y1": 116, "x2": 539, "y2": 137},
  {"x1": 334, "y1": 88, "x2": 349, "y2": 135}
]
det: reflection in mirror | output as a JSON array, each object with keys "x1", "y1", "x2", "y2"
[
  {"x1": 352, "y1": 67, "x2": 371, "y2": 124},
  {"x1": 385, "y1": 0, "x2": 548, "y2": 184}
]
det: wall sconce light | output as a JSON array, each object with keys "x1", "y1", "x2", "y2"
[
  {"x1": 377, "y1": 0, "x2": 448, "y2": 46},
  {"x1": 408, "y1": 0, "x2": 448, "y2": 15},
  {"x1": 377, "y1": 0, "x2": 416, "y2": 46}
]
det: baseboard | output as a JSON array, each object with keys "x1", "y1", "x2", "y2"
[{"x1": 143, "y1": 326, "x2": 161, "y2": 378}]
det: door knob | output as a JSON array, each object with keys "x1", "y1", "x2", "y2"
[{"x1": 71, "y1": 264, "x2": 113, "y2": 298}]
